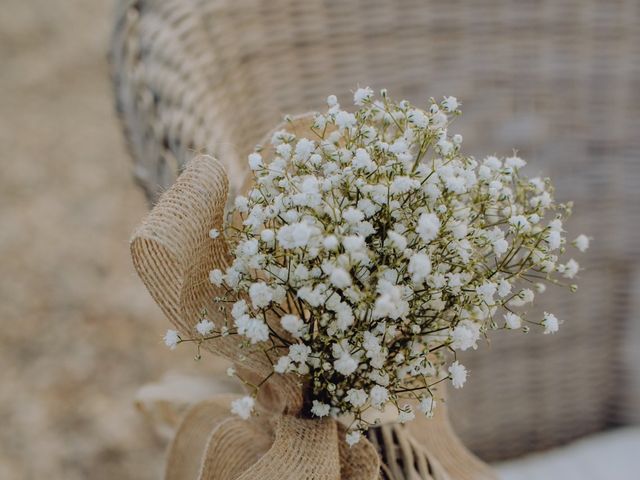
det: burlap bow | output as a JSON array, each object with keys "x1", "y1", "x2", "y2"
[{"x1": 130, "y1": 118, "x2": 497, "y2": 479}]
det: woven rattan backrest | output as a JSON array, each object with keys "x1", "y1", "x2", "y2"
[{"x1": 111, "y1": 0, "x2": 640, "y2": 461}]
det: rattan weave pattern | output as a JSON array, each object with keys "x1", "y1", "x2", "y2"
[{"x1": 111, "y1": 0, "x2": 640, "y2": 461}]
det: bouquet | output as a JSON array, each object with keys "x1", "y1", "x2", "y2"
[{"x1": 162, "y1": 88, "x2": 589, "y2": 448}]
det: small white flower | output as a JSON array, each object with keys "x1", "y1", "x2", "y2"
[
  {"x1": 346, "y1": 388, "x2": 368, "y2": 408},
  {"x1": 573, "y1": 234, "x2": 590, "y2": 252},
  {"x1": 505, "y1": 155, "x2": 526, "y2": 169},
  {"x1": 323, "y1": 235, "x2": 339, "y2": 251},
  {"x1": 370, "y1": 385, "x2": 389, "y2": 409},
  {"x1": 438, "y1": 139, "x2": 454, "y2": 156},
  {"x1": 389, "y1": 139, "x2": 408, "y2": 155},
  {"x1": 408, "y1": 252, "x2": 432, "y2": 284},
  {"x1": 234, "y1": 195, "x2": 249, "y2": 213},
  {"x1": 442, "y1": 96, "x2": 459, "y2": 112},
  {"x1": 277, "y1": 222, "x2": 314, "y2": 249},
  {"x1": 248, "y1": 152, "x2": 263, "y2": 170},
  {"x1": 451, "y1": 320, "x2": 481, "y2": 351},
  {"x1": 163, "y1": 329, "x2": 180, "y2": 350},
  {"x1": 231, "y1": 396, "x2": 255, "y2": 420},
  {"x1": 358, "y1": 199, "x2": 379, "y2": 217},
  {"x1": 209, "y1": 269, "x2": 224, "y2": 286},
  {"x1": 343, "y1": 235, "x2": 365, "y2": 253},
  {"x1": 196, "y1": 319, "x2": 214, "y2": 336},
  {"x1": 493, "y1": 238, "x2": 509, "y2": 257},
  {"x1": 476, "y1": 282, "x2": 497, "y2": 304},
  {"x1": 334, "y1": 351, "x2": 359, "y2": 376},
  {"x1": 478, "y1": 165, "x2": 492, "y2": 180},
  {"x1": 449, "y1": 361, "x2": 467, "y2": 389},
  {"x1": 295, "y1": 138, "x2": 316, "y2": 162},
  {"x1": 235, "y1": 315, "x2": 270, "y2": 344},
  {"x1": 343, "y1": 207, "x2": 364, "y2": 224},
  {"x1": 274, "y1": 355, "x2": 291, "y2": 374},
  {"x1": 261, "y1": 229, "x2": 275, "y2": 243},
  {"x1": 398, "y1": 406, "x2": 415, "y2": 424},
  {"x1": 497, "y1": 279, "x2": 512, "y2": 298},
  {"x1": 531, "y1": 192, "x2": 552, "y2": 209},
  {"x1": 449, "y1": 221, "x2": 468, "y2": 239},
  {"x1": 509, "y1": 215, "x2": 531, "y2": 232},
  {"x1": 209, "y1": 228, "x2": 220, "y2": 239},
  {"x1": 276, "y1": 143, "x2": 292, "y2": 158},
  {"x1": 281, "y1": 314, "x2": 305, "y2": 338},
  {"x1": 297, "y1": 285, "x2": 325, "y2": 307},
  {"x1": 484, "y1": 155, "x2": 502, "y2": 170},
  {"x1": 271, "y1": 129, "x2": 294, "y2": 145},
  {"x1": 237, "y1": 239, "x2": 259, "y2": 258},
  {"x1": 311, "y1": 400, "x2": 331, "y2": 417},
  {"x1": 560, "y1": 259, "x2": 579, "y2": 279},
  {"x1": 419, "y1": 396, "x2": 436, "y2": 417},
  {"x1": 231, "y1": 300, "x2": 247, "y2": 320},
  {"x1": 372, "y1": 282, "x2": 409, "y2": 320},
  {"x1": 542, "y1": 312, "x2": 559, "y2": 334},
  {"x1": 510, "y1": 288, "x2": 535, "y2": 306},
  {"x1": 431, "y1": 111, "x2": 448, "y2": 128},
  {"x1": 289, "y1": 344, "x2": 311, "y2": 364},
  {"x1": 504, "y1": 312, "x2": 522, "y2": 330},
  {"x1": 546, "y1": 230, "x2": 562, "y2": 250},
  {"x1": 330, "y1": 267, "x2": 352, "y2": 289},
  {"x1": 390, "y1": 176, "x2": 420, "y2": 195},
  {"x1": 416, "y1": 213, "x2": 440, "y2": 243},
  {"x1": 327, "y1": 94, "x2": 338, "y2": 107},
  {"x1": 408, "y1": 109, "x2": 428, "y2": 128},
  {"x1": 387, "y1": 230, "x2": 407, "y2": 251},
  {"x1": 549, "y1": 219, "x2": 563, "y2": 232},
  {"x1": 353, "y1": 86, "x2": 373, "y2": 106},
  {"x1": 346, "y1": 431, "x2": 361, "y2": 447},
  {"x1": 335, "y1": 111, "x2": 356, "y2": 131},
  {"x1": 352, "y1": 148, "x2": 376, "y2": 172},
  {"x1": 249, "y1": 282, "x2": 273, "y2": 309},
  {"x1": 226, "y1": 366, "x2": 236, "y2": 377}
]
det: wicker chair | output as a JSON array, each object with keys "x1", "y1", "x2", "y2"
[{"x1": 110, "y1": 0, "x2": 640, "y2": 467}]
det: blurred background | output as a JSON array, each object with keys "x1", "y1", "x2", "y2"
[
  {"x1": 1, "y1": 0, "x2": 639, "y2": 479},
  {"x1": 0, "y1": 1, "x2": 215, "y2": 478}
]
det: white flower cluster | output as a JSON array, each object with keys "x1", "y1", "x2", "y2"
[{"x1": 172, "y1": 89, "x2": 589, "y2": 445}]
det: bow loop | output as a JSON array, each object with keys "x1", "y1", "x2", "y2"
[{"x1": 130, "y1": 155, "x2": 305, "y2": 413}]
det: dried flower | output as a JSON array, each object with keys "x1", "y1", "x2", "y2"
[
  {"x1": 196, "y1": 319, "x2": 215, "y2": 336},
  {"x1": 163, "y1": 329, "x2": 180, "y2": 350},
  {"x1": 448, "y1": 361, "x2": 467, "y2": 389},
  {"x1": 231, "y1": 396, "x2": 255, "y2": 419}
]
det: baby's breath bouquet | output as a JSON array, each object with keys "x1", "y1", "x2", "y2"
[{"x1": 165, "y1": 88, "x2": 589, "y2": 446}]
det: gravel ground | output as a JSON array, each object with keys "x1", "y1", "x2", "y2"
[{"x1": 0, "y1": 2, "x2": 217, "y2": 478}]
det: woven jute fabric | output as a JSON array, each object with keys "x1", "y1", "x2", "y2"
[
  {"x1": 162, "y1": 394, "x2": 378, "y2": 479},
  {"x1": 112, "y1": 0, "x2": 640, "y2": 461},
  {"x1": 130, "y1": 152, "x2": 496, "y2": 479}
]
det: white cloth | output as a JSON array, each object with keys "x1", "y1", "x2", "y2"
[{"x1": 496, "y1": 428, "x2": 640, "y2": 480}]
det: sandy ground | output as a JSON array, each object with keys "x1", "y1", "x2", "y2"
[{"x1": 0, "y1": 1, "x2": 216, "y2": 478}]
